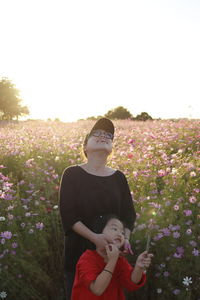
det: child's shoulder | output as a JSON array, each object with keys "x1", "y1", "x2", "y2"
[{"x1": 79, "y1": 250, "x2": 99, "y2": 262}]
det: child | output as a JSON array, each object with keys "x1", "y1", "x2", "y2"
[{"x1": 71, "y1": 214, "x2": 153, "y2": 299}]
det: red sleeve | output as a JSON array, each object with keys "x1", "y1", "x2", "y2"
[
  {"x1": 117, "y1": 257, "x2": 146, "y2": 291},
  {"x1": 76, "y1": 251, "x2": 101, "y2": 288}
]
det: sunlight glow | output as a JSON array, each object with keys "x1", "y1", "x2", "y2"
[{"x1": 1, "y1": 0, "x2": 200, "y2": 121}]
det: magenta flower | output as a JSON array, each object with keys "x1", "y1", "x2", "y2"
[
  {"x1": 173, "y1": 231, "x2": 180, "y2": 238},
  {"x1": 163, "y1": 271, "x2": 170, "y2": 277},
  {"x1": 153, "y1": 233, "x2": 164, "y2": 241},
  {"x1": 173, "y1": 253, "x2": 183, "y2": 258},
  {"x1": 161, "y1": 228, "x2": 171, "y2": 236},
  {"x1": 12, "y1": 242, "x2": 18, "y2": 248},
  {"x1": 35, "y1": 222, "x2": 44, "y2": 230},
  {"x1": 177, "y1": 247, "x2": 184, "y2": 255},
  {"x1": 173, "y1": 289, "x2": 180, "y2": 295},
  {"x1": 158, "y1": 169, "x2": 166, "y2": 177},
  {"x1": 170, "y1": 225, "x2": 181, "y2": 231},
  {"x1": 183, "y1": 210, "x2": 192, "y2": 216},
  {"x1": 189, "y1": 196, "x2": 197, "y2": 203},
  {"x1": 173, "y1": 205, "x2": 179, "y2": 211},
  {"x1": 1, "y1": 231, "x2": 12, "y2": 239},
  {"x1": 189, "y1": 241, "x2": 197, "y2": 247},
  {"x1": 192, "y1": 248, "x2": 199, "y2": 256}
]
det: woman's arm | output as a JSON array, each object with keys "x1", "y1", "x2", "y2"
[
  {"x1": 72, "y1": 221, "x2": 97, "y2": 243},
  {"x1": 72, "y1": 221, "x2": 112, "y2": 250}
]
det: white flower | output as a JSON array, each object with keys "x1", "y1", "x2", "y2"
[
  {"x1": 182, "y1": 276, "x2": 192, "y2": 286},
  {"x1": 0, "y1": 217, "x2": 5, "y2": 221},
  {"x1": 171, "y1": 168, "x2": 177, "y2": 174},
  {"x1": 157, "y1": 288, "x2": 162, "y2": 294},
  {"x1": 53, "y1": 205, "x2": 58, "y2": 210},
  {"x1": 0, "y1": 291, "x2": 7, "y2": 298}
]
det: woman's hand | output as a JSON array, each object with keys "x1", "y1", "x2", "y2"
[
  {"x1": 93, "y1": 233, "x2": 113, "y2": 251},
  {"x1": 135, "y1": 251, "x2": 153, "y2": 270},
  {"x1": 122, "y1": 238, "x2": 134, "y2": 255}
]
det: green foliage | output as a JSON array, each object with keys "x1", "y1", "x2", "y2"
[
  {"x1": 105, "y1": 106, "x2": 133, "y2": 119},
  {"x1": 135, "y1": 112, "x2": 153, "y2": 121},
  {"x1": 0, "y1": 119, "x2": 199, "y2": 300},
  {"x1": 0, "y1": 77, "x2": 29, "y2": 120}
]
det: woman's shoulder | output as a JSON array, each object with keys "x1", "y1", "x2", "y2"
[
  {"x1": 62, "y1": 165, "x2": 81, "y2": 176},
  {"x1": 105, "y1": 166, "x2": 118, "y2": 176}
]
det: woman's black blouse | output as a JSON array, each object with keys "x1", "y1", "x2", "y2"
[{"x1": 59, "y1": 165, "x2": 136, "y2": 272}]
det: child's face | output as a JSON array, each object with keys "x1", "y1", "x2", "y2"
[{"x1": 102, "y1": 218, "x2": 125, "y2": 249}]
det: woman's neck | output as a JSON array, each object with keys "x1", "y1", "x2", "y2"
[{"x1": 83, "y1": 155, "x2": 108, "y2": 175}]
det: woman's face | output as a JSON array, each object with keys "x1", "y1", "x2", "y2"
[
  {"x1": 84, "y1": 129, "x2": 113, "y2": 156},
  {"x1": 102, "y1": 218, "x2": 125, "y2": 249}
]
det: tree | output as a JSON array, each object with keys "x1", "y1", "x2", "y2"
[
  {"x1": 0, "y1": 77, "x2": 29, "y2": 120},
  {"x1": 105, "y1": 106, "x2": 133, "y2": 120},
  {"x1": 135, "y1": 112, "x2": 153, "y2": 121}
]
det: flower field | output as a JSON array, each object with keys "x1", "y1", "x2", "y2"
[{"x1": 0, "y1": 119, "x2": 199, "y2": 300}]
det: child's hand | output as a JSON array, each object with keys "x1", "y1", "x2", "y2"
[
  {"x1": 105, "y1": 244, "x2": 120, "y2": 261},
  {"x1": 135, "y1": 251, "x2": 153, "y2": 270}
]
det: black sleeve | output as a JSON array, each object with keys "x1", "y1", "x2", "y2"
[
  {"x1": 59, "y1": 167, "x2": 80, "y2": 234},
  {"x1": 120, "y1": 172, "x2": 136, "y2": 231}
]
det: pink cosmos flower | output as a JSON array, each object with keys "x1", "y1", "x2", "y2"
[
  {"x1": 35, "y1": 222, "x2": 44, "y2": 230},
  {"x1": 161, "y1": 228, "x2": 171, "y2": 236},
  {"x1": 177, "y1": 247, "x2": 184, "y2": 255},
  {"x1": 190, "y1": 171, "x2": 196, "y2": 177},
  {"x1": 173, "y1": 253, "x2": 182, "y2": 258},
  {"x1": 189, "y1": 241, "x2": 197, "y2": 247},
  {"x1": 12, "y1": 242, "x2": 18, "y2": 248},
  {"x1": 186, "y1": 229, "x2": 192, "y2": 235},
  {"x1": 1, "y1": 231, "x2": 12, "y2": 239},
  {"x1": 1, "y1": 238, "x2": 6, "y2": 244},
  {"x1": 174, "y1": 205, "x2": 179, "y2": 211},
  {"x1": 183, "y1": 210, "x2": 192, "y2": 216},
  {"x1": 158, "y1": 169, "x2": 166, "y2": 177},
  {"x1": 153, "y1": 233, "x2": 164, "y2": 241},
  {"x1": 192, "y1": 248, "x2": 199, "y2": 256},
  {"x1": 173, "y1": 289, "x2": 180, "y2": 295},
  {"x1": 189, "y1": 196, "x2": 197, "y2": 203},
  {"x1": 173, "y1": 231, "x2": 180, "y2": 238}
]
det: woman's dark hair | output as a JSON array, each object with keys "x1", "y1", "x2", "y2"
[{"x1": 91, "y1": 214, "x2": 125, "y2": 234}]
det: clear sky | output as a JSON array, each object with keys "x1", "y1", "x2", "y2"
[{"x1": 1, "y1": 0, "x2": 200, "y2": 121}]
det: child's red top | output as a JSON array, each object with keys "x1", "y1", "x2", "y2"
[{"x1": 72, "y1": 250, "x2": 146, "y2": 300}]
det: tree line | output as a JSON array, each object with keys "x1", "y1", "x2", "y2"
[
  {"x1": 86, "y1": 106, "x2": 153, "y2": 121},
  {"x1": 0, "y1": 77, "x2": 153, "y2": 121}
]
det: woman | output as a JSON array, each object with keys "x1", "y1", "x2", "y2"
[{"x1": 59, "y1": 118, "x2": 136, "y2": 299}]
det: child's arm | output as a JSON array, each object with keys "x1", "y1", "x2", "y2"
[
  {"x1": 131, "y1": 251, "x2": 153, "y2": 284},
  {"x1": 90, "y1": 245, "x2": 119, "y2": 296}
]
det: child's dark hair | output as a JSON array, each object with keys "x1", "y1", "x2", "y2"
[{"x1": 91, "y1": 214, "x2": 125, "y2": 234}]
